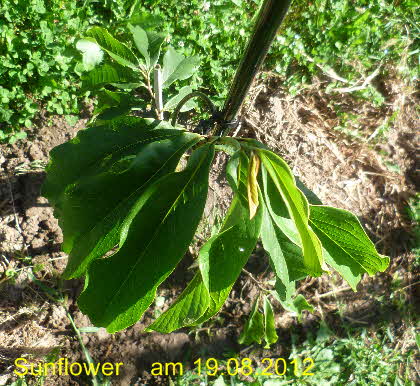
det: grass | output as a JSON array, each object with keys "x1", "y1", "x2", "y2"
[{"x1": 174, "y1": 322, "x2": 417, "y2": 385}]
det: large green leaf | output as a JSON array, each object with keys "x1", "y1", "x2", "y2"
[
  {"x1": 82, "y1": 63, "x2": 137, "y2": 89},
  {"x1": 128, "y1": 24, "x2": 165, "y2": 70},
  {"x1": 258, "y1": 150, "x2": 324, "y2": 276},
  {"x1": 162, "y1": 46, "x2": 200, "y2": 88},
  {"x1": 260, "y1": 166, "x2": 309, "y2": 281},
  {"x1": 196, "y1": 193, "x2": 262, "y2": 323},
  {"x1": 146, "y1": 272, "x2": 210, "y2": 333},
  {"x1": 260, "y1": 176, "x2": 308, "y2": 304},
  {"x1": 261, "y1": 202, "x2": 301, "y2": 303},
  {"x1": 77, "y1": 144, "x2": 215, "y2": 332},
  {"x1": 190, "y1": 150, "x2": 261, "y2": 324},
  {"x1": 199, "y1": 197, "x2": 261, "y2": 292},
  {"x1": 309, "y1": 205, "x2": 390, "y2": 290},
  {"x1": 261, "y1": 199, "x2": 290, "y2": 284},
  {"x1": 42, "y1": 118, "x2": 202, "y2": 278},
  {"x1": 86, "y1": 27, "x2": 138, "y2": 68}
]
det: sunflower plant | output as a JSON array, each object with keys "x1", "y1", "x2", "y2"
[{"x1": 42, "y1": 2, "x2": 389, "y2": 347}]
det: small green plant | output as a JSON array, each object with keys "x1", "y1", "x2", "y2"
[
  {"x1": 41, "y1": 5, "x2": 389, "y2": 342},
  {"x1": 75, "y1": 18, "x2": 200, "y2": 123}
]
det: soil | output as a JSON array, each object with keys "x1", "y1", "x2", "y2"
[{"x1": 0, "y1": 73, "x2": 418, "y2": 385}]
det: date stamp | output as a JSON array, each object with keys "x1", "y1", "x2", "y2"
[{"x1": 151, "y1": 357, "x2": 314, "y2": 377}]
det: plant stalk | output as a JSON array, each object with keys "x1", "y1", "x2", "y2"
[
  {"x1": 154, "y1": 65, "x2": 164, "y2": 120},
  {"x1": 141, "y1": 68, "x2": 161, "y2": 119},
  {"x1": 221, "y1": 0, "x2": 291, "y2": 135}
]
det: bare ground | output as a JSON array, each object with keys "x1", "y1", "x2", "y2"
[{"x1": 0, "y1": 73, "x2": 418, "y2": 385}]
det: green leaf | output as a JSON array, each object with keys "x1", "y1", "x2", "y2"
[
  {"x1": 213, "y1": 137, "x2": 241, "y2": 156},
  {"x1": 263, "y1": 296, "x2": 278, "y2": 348},
  {"x1": 291, "y1": 294, "x2": 314, "y2": 315},
  {"x1": 199, "y1": 195, "x2": 262, "y2": 295},
  {"x1": 260, "y1": 159, "x2": 299, "y2": 245},
  {"x1": 272, "y1": 292, "x2": 314, "y2": 321},
  {"x1": 198, "y1": 200, "x2": 251, "y2": 294},
  {"x1": 162, "y1": 47, "x2": 200, "y2": 89},
  {"x1": 95, "y1": 105, "x2": 134, "y2": 122},
  {"x1": 94, "y1": 89, "x2": 129, "y2": 110},
  {"x1": 42, "y1": 118, "x2": 202, "y2": 278},
  {"x1": 86, "y1": 27, "x2": 138, "y2": 69},
  {"x1": 260, "y1": 166, "x2": 309, "y2": 282},
  {"x1": 128, "y1": 12, "x2": 164, "y2": 30},
  {"x1": 260, "y1": 162, "x2": 322, "y2": 305},
  {"x1": 225, "y1": 150, "x2": 250, "y2": 208},
  {"x1": 8, "y1": 131, "x2": 27, "y2": 144},
  {"x1": 238, "y1": 297, "x2": 264, "y2": 345},
  {"x1": 92, "y1": 90, "x2": 135, "y2": 119},
  {"x1": 77, "y1": 144, "x2": 215, "y2": 332},
  {"x1": 258, "y1": 150, "x2": 324, "y2": 276},
  {"x1": 261, "y1": 195, "x2": 290, "y2": 287},
  {"x1": 225, "y1": 151, "x2": 241, "y2": 191},
  {"x1": 76, "y1": 39, "x2": 104, "y2": 71},
  {"x1": 309, "y1": 205, "x2": 390, "y2": 290},
  {"x1": 261, "y1": 202, "x2": 301, "y2": 303},
  {"x1": 274, "y1": 276, "x2": 295, "y2": 304},
  {"x1": 128, "y1": 24, "x2": 148, "y2": 63},
  {"x1": 128, "y1": 24, "x2": 165, "y2": 70},
  {"x1": 164, "y1": 86, "x2": 194, "y2": 111},
  {"x1": 146, "y1": 272, "x2": 210, "y2": 333},
  {"x1": 65, "y1": 115, "x2": 79, "y2": 127},
  {"x1": 196, "y1": 193, "x2": 262, "y2": 324},
  {"x1": 82, "y1": 63, "x2": 137, "y2": 89}
]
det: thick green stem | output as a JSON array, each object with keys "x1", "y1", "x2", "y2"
[{"x1": 221, "y1": 0, "x2": 291, "y2": 135}]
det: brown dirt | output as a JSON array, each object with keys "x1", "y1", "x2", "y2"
[{"x1": 0, "y1": 74, "x2": 418, "y2": 385}]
